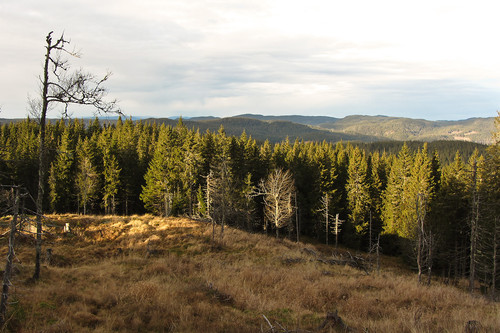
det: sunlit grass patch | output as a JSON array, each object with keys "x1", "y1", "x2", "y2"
[{"x1": 0, "y1": 214, "x2": 498, "y2": 332}]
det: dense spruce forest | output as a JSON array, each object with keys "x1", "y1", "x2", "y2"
[{"x1": 0, "y1": 115, "x2": 499, "y2": 292}]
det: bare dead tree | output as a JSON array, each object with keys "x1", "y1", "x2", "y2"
[
  {"x1": 492, "y1": 218, "x2": 499, "y2": 299},
  {"x1": 415, "y1": 193, "x2": 434, "y2": 285},
  {"x1": 317, "y1": 192, "x2": 337, "y2": 246},
  {"x1": 0, "y1": 186, "x2": 19, "y2": 327},
  {"x1": 333, "y1": 213, "x2": 344, "y2": 249},
  {"x1": 469, "y1": 160, "x2": 480, "y2": 293},
  {"x1": 30, "y1": 31, "x2": 119, "y2": 280},
  {"x1": 257, "y1": 169, "x2": 296, "y2": 238},
  {"x1": 206, "y1": 158, "x2": 233, "y2": 243},
  {"x1": 416, "y1": 193, "x2": 426, "y2": 284}
]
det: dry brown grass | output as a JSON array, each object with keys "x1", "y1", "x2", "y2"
[{"x1": 0, "y1": 214, "x2": 498, "y2": 332}]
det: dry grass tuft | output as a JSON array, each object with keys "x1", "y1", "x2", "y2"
[{"x1": 0, "y1": 214, "x2": 498, "y2": 332}]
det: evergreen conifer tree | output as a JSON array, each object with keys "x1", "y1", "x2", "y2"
[
  {"x1": 346, "y1": 147, "x2": 371, "y2": 235},
  {"x1": 75, "y1": 137, "x2": 99, "y2": 214},
  {"x1": 48, "y1": 126, "x2": 75, "y2": 212},
  {"x1": 382, "y1": 143, "x2": 414, "y2": 237}
]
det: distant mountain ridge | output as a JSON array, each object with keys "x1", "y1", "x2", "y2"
[
  {"x1": 314, "y1": 115, "x2": 495, "y2": 144},
  {"x1": 185, "y1": 114, "x2": 494, "y2": 144},
  {"x1": 1, "y1": 114, "x2": 494, "y2": 144},
  {"x1": 145, "y1": 116, "x2": 380, "y2": 143}
]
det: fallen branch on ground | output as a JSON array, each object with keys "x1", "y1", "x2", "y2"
[{"x1": 261, "y1": 311, "x2": 352, "y2": 333}]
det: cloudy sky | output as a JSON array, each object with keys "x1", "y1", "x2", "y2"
[{"x1": 1, "y1": 0, "x2": 499, "y2": 120}]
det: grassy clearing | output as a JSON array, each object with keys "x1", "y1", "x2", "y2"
[{"x1": 0, "y1": 214, "x2": 498, "y2": 332}]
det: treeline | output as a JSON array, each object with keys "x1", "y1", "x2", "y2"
[{"x1": 0, "y1": 116, "x2": 498, "y2": 290}]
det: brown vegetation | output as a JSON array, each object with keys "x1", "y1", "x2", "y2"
[{"x1": 0, "y1": 215, "x2": 498, "y2": 332}]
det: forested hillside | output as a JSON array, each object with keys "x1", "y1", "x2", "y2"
[
  {"x1": 154, "y1": 114, "x2": 495, "y2": 144},
  {"x1": 2, "y1": 114, "x2": 494, "y2": 144},
  {"x1": 0, "y1": 114, "x2": 499, "y2": 293},
  {"x1": 147, "y1": 116, "x2": 379, "y2": 143},
  {"x1": 316, "y1": 115, "x2": 496, "y2": 144}
]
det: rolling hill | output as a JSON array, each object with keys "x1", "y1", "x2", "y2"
[
  {"x1": 161, "y1": 114, "x2": 494, "y2": 144},
  {"x1": 315, "y1": 115, "x2": 495, "y2": 144},
  {"x1": 147, "y1": 116, "x2": 379, "y2": 143},
  {"x1": 2, "y1": 114, "x2": 495, "y2": 144}
]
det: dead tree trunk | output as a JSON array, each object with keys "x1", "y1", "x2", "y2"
[
  {"x1": 295, "y1": 192, "x2": 299, "y2": 242},
  {"x1": 0, "y1": 187, "x2": 19, "y2": 326},
  {"x1": 491, "y1": 218, "x2": 498, "y2": 299},
  {"x1": 33, "y1": 34, "x2": 52, "y2": 280},
  {"x1": 325, "y1": 193, "x2": 329, "y2": 246},
  {"x1": 469, "y1": 161, "x2": 479, "y2": 294},
  {"x1": 30, "y1": 31, "x2": 119, "y2": 279},
  {"x1": 427, "y1": 231, "x2": 433, "y2": 286}
]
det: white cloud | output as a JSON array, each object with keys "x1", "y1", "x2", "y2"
[{"x1": 0, "y1": 0, "x2": 499, "y2": 120}]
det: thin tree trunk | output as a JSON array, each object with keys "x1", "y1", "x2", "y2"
[
  {"x1": 427, "y1": 232, "x2": 433, "y2": 286},
  {"x1": 165, "y1": 188, "x2": 168, "y2": 217},
  {"x1": 376, "y1": 234, "x2": 381, "y2": 274},
  {"x1": 470, "y1": 162, "x2": 478, "y2": 294},
  {"x1": 0, "y1": 187, "x2": 19, "y2": 325},
  {"x1": 325, "y1": 193, "x2": 329, "y2": 246},
  {"x1": 492, "y1": 218, "x2": 498, "y2": 299},
  {"x1": 220, "y1": 202, "x2": 225, "y2": 240},
  {"x1": 369, "y1": 210, "x2": 372, "y2": 252},
  {"x1": 295, "y1": 192, "x2": 299, "y2": 242},
  {"x1": 335, "y1": 213, "x2": 339, "y2": 249},
  {"x1": 416, "y1": 194, "x2": 423, "y2": 284},
  {"x1": 33, "y1": 35, "x2": 52, "y2": 281},
  {"x1": 417, "y1": 229, "x2": 422, "y2": 284}
]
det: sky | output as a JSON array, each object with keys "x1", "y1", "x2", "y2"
[{"x1": 1, "y1": 0, "x2": 499, "y2": 121}]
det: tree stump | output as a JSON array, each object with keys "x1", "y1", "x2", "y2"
[
  {"x1": 464, "y1": 320, "x2": 482, "y2": 333},
  {"x1": 317, "y1": 310, "x2": 349, "y2": 331},
  {"x1": 45, "y1": 248, "x2": 53, "y2": 266}
]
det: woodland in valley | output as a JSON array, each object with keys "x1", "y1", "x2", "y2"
[{"x1": 0, "y1": 114, "x2": 499, "y2": 295}]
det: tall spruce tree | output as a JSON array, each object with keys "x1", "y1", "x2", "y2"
[
  {"x1": 101, "y1": 140, "x2": 121, "y2": 215},
  {"x1": 141, "y1": 125, "x2": 174, "y2": 216},
  {"x1": 346, "y1": 147, "x2": 371, "y2": 236},
  {"x1": 75, "y1": 137, "x2": 99, "y2": 215},
  {"x1": 432, "y1": 151, "x2": 469, "y2": 279},
  {"x1": 382, "y1": 143, "x2": 414, "y2": 237},
  {"x1": 478, "y1": 112, "x2": 500, "y2": 296},
  {"x1": 409, "y1": 144, "x2": 434, "y2": 283},
  {"x1": 48, "y1": 126, "x2": 75, "y2": 212}
]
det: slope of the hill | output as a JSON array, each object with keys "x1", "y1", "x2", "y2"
[
  {"x1": 2, "y1": 114, "x2": 494, "y2": 144},
  {"x1": 149, "y1": 116, "x2": 380, "y2": 143},
  {"x1": 317, "y1": 115, "x2": 495, "y2": 144},
  {"x1": 234, "y1": 114, "x2": 339, "y2": 126},
  {"x1": 0, "y1": 215, "x2": 498, "y2": 332}
]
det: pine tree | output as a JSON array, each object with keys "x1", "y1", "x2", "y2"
[
  {"x1": 432, "y1": 151, "x2": 469, "y2": 279},
  {"x1": 48, "y1": 126, "x2": 75, "y2": 212},
  {"x1": 102, "y1": 144, "x2": 121, "y2": 215},
  {"x1": 140, "y1": 126, "x2": 173, "y2": 216},
  {"x1": 115, "y1": 117, "x2": 140, "y2": 214},
  {"x1": 75, "y1": 137, "x2": 99, "y2": 215},
  {"x1": 478, "y1": 112, "x2": 500, "y2": 295},
  {"x1": 334, "y1": 142, "x2": 349, "y2": 227},
  {"x1": 409, "y1": 144, "x2": 434, "y2": 283},
  {"x1": 382, "y1": 143, "x2": 414, "y2": 237},
  {"x1": 346, "y1": 147, "x2": 371, "y2": 236},
  {"x1": 367, "y1": 152, "x2": 386, "y2": 240},
  {"x1": 467, "y1": 149, "x2": 483, "y2": 293},
  {"x1": 206, "y1": 155, "x2": 234, "y2": 241}
]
